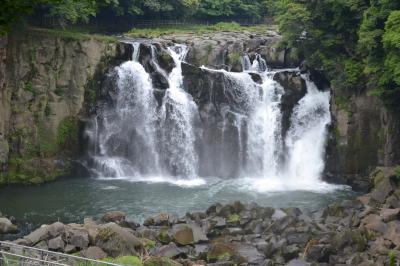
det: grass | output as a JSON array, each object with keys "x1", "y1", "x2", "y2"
[{"x1": 126, "y1": 22, "x2": 273, "y2": 38}]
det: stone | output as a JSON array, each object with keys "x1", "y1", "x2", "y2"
[
  {"x1": 81, "y1": 246, "x2": 108, "y2": 260},
  {"x1": 272, "y1": 209, "x2": 287, "y2": 220},
  {"x1": 380, "y1": 208, "x2": 400, "y2": 222},
  {"x1": 24, "y1": 225, "x2": 51, "y2": 245},
  {"x1": 152, "y1": 242, "x2": 183, "y2": 258},
  {"x1": 101, "y1": 211, "x2": 126, "y2": 223},
  {"x1": 84, "y1": 218, "x2": 99, "y2": 245},
  {"x1": 144, "y1": 256, "x2": 183, "y2": 266},
  {"x1": 362, "y1": 214, "x2": 388, "y2": 234},
  {"x1": 235, "y1": 243, "x2": 265, "y2": 264},
  {"x1": 172, "y1": 224, "x2": 194, "y2": 246},
  {"x1": 144, "y1": 213, "x2": 171, "y2": 226},
  {"x1": 0, "y1": 217, "x2": 17, "y2": 234},
  {"x1": 305, "y1": 244, "x2": 330, "y2": 263},
  {"x1": 370, "y1": 177, "x2": 395, "y2": 204},
  {"x1": 64, "y1": 244, "x2": 76, "y2": 254},
  {"x1": 48, "y1": 222, "x2": 65, "y2": 238},
  {"x1": 286, "y1": 259, "x2": 309, "y2": 266},
  {"x1": 384, "y1": 221, "x2": 400, "y2": 246},
  {"x1": 95, "y1": 222, "x2": 142, "y2": 257},
  {"x1": 187, "y1": 222, "x2": 208, "y2": 243},
  {"x1": 281, "y1": 245, "x2": 299, "y2": 262},
  {"x1": 48, "y1": 236, "x2": 65, "y2": 251},
  {"x1": 65, "y1": 228, "x2": 89, "y2": 249},
  {"x1": 207, "y1": 242, "x2": 237, "y2": 263}
]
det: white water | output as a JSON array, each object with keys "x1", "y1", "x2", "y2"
[{"x1": 87, "y1": 42, "x2": 341, "y2": 192}]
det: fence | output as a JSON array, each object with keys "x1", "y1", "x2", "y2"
[{"x1": 0, "y1": 241, "x2": 121, "y2": 266}]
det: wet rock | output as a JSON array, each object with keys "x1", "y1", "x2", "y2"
[
  {"x1": 81, "y1": 246, "x2": 108, "y2": 260},
  {"x1": 101, "y1": 211, "x2": 126, "y2": 223},
  {"x1": 281, "y1": 245, "x2": 300, "y2": 262},
  {"x1": 304, "y1": 244, "x2": 330, "y2": 262},
  {"x1": 0, "y1": 217, "x2": 17, "y2": 234},
  {"x1": 144, "y1": 213, "x2": 172, "y2": 226}
]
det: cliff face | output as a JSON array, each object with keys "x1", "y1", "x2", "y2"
[
  {"x1": 0, "y1": 31, "x2": 131, "y2": 185},
  {"x1": 325, "y1": 90, "x2": 400, "y2": 191}
]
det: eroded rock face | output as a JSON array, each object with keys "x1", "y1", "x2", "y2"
[{"x1": 0, "y1": 31, "x2": 131, "y2": 185}]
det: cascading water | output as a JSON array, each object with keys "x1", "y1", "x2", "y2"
[
  {"x1": 86, "y1": 42, "x2": 203, "y2": 185},
  {"x1": 87, "y1": 41, "x2": 339, "y2": 192}
]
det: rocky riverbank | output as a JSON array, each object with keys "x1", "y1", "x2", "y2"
[{"x1": 1, "y1": 167, "x2": 399, "y2": 265}]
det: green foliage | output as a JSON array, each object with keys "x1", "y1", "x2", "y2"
[
  {"x1": 57, "y1": 116, "x2": 78, "y2": 148},
  {"x1": 270, "y1": 0, "x2": 400, "y2": 109},
  {"x1": 44, "y1": 103, "x2": 52, "y2": 117},
  {"x1": 24, "y1": 82, "x2": 37, "y2": 97},
  {"x1": 389, "y1": 250, "x2": 396, "y2": 266},
  {"x1": 395, "y1": 165, "x2": 400, "y2": 179}
]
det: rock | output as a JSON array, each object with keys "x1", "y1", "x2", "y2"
[
  {"x1": 144, "y1": 256, "x2": 183, "y2": 266},
  {"x1": 380, "y1": 208, "x2": 400, "y2": 222},
  {"x1": 370, "y1": 177, "x2": 396, "y2": 204},
  {"x1": 304, "y1": 244, "x2": 330, "y2": 262},
  {"x1": 193, "y1": 244, "x2": 208, "y2": 260},
  {"x1": 152, "y1": 242, "x2": 183, "y2": 258},
  {"x1": 361, "y1": 214, "x2": 388, "y2": 234},
  {"x1": 207, "y1": 242, "x2": 237, "y2": 263},
  {"x1": 281, "y1": 245, "x2": 300, "y2": 262},
  {"x1": 286, "y1": 259, "x2": 309, "y2": 266},
  {"x1": 48, "y1": 222, "x2": 65, "y2": 238},
  {"x1": 81, "y1": 246, "x2": 108, "y2": 260},
  {"x1": 48, "y1": 236, "x2": 65, "y2": 251},
  {"x1": 272, "y1": 209, "x2": 287, "y2": 220},
  {"x1": 95, "y1": 223, "x2": 142, "y2": 257},
  {"x1": 187, "y1": 222, "x2": 208, "y2": 243},
  {"x1": 172, "y1": 224, "x2": 194, "y2": 246},
  {"x1": 24, "y1": 225, "x2": 50, "y2": 245},
  {"x1": 235, "y1": 243, "x2": 265, "y2": 264},
  {"x1": 101, "y1": 211, "x2": 126, "y2": 223},
  {"x1": 0, "y1": 217, "x2": 17, "y2": 234},
  {"x1": 65, "y1": 228, "x2": 89, "y2": 249},
  {"x1": 84, "y1": 218, "x2": 99, "y2": 245},
  {"x1": 64, "y1": 244, "x2": 76, "y2": 254},
  {"x1": 34, "y1": 240, "x2": 48, "y2": 250},
  {"x1": 144, "y1": 213, "x2": 171, "y2": 226},
  {"x1": 384, "y1": 221, "x2": 400, "y2": 246}
]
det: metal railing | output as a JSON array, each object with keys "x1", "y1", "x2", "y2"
[{"x1": 0, "y1": 241, "x2": 122, "y2": 266}]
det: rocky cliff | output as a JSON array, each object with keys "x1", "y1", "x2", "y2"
[
  {"x1": 325, "y1": 90, "x2": 400, "y2": 191},
  {"x1": 0, "y1": 30, "x2": 131, "y2": 185}
]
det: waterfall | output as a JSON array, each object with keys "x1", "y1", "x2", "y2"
[{"x1": 86, "y1": 41, "x2": 337, "y2": 192}]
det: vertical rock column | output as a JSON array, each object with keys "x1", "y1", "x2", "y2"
[{"x1": 0, "y1": 36, "x2": 10, "y2": 177}]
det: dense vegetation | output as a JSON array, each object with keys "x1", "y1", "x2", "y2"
[{"x1": 268, "y1": 0, "x2": 400, "y2": 109}]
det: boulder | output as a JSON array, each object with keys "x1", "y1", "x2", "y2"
[
  {"x1": 152, "y1": 242, "x2": 184, "y2": 258},
  {"x1": 81, "y1": 246, "x2": 108, "y2": 260},
  {"x1": 65, "y1": 228, "x2": 89, "y2": 249},
  {"x1": 207, "y1": 242, "x2": 238, "y2": 263},
  {"x1": 361, "y1": 214, "x2": 388, "y2": 234},
  {"x1": 101, "y1": 211, "x2": 126, "y2": 223},
  {"x1": 380, "y1": 208, "x2": 400, "y2": 222},
  {"x1": 0, "y1": 217, "x2": 17, "y2": 234},
  {"x1": 144, "y1": 256, "x2": 183, "y2": 266},
  {"x1": 24, "y1": 225, "x2": 51, "y2": 245},
  {"x1": 48, "y1": 236, "x2": 65, "y2": 251},
  {"x1": 370, "y1": 177, "x2": 396, "y2": 204},
  {"x1": 172, "y1": 224, "x2": 194, "y2": 246},
  {"x1": 144, "y1": 213, "x2": 172, "y2": 226},
  {"x1": 95, "y1": 223, "x2": 142, "y2": 257}
]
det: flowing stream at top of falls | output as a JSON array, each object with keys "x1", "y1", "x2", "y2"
[{"x1": 85, "y1": 42, "x2": 339, "y2": 192}]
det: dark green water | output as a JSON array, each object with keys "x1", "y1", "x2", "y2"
[{"x1": 0, "y1": 176, "x2": 356, "y2": 227}]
